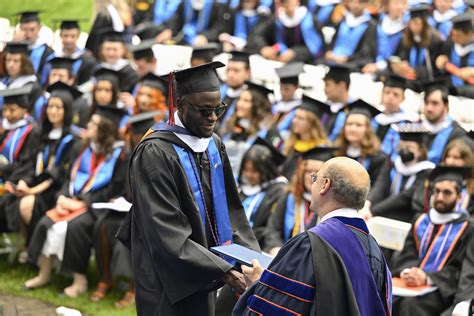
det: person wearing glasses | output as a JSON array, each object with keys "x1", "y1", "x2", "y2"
[
  {"x1": 233, "y1": 157, "x2": 392, "y2": 316},
  {"x1": 116, "y1": 61, "x2": 259, "y2": 316},
  {"x1": 391, "y1": 166, "x2": 474, "y2": 316}
]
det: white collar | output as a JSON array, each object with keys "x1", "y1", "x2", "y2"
[
  {"x1": 100, "y1": 59, "x2": 129, "y2": 71},
  {"x1": 191, "y1": 0, "x2": 205, "y2": 11},
  {"x1": 346, "y1": 145, "x2": 361, "y2": 158},
  {"x1": 174, "y1": 112, "x2": 212, "y2": 153},
  {"x1": 7, "y1": 75, "x2": 37, "y2": 88},
  {"x1": 30, "y1": 38, "x2": 45, "y2": 49},
  {"x1": 422, "y1": 116, "x2": 452, "y2": 134},
  {"x1": 394, "y1": 156, "x2": 435, "y2": 176},
  {"x1": 381, "y1": 15, "x2": 406, "y2": 35},
  {"x1": 48, "y1": 128, "x2": 63, "y2": 140},
  {"x1": 56, "y1": 47, "x2": 84, "y2": 59},
  {"x1": 454, "y1": 43, "x2": 474, "y2": 57},
  {"x1": 345, "y1": 11, "x2": 371, "y2": 28},
  {"x1": 273, "y1": 99, "x2": 301, "y2": 113},
  {"x1": 429, "y1": 208, "x2": 462, "y2": 225},
  {"x1": 278, "y1": 6, "x2": 308, "y2": 28},
  {"x1": 240, "y1": 184, "x2": 262, "y2": 196},
  {"x1": 303, "y1": 192, "x2": 312, "y2": 202},
  {"x1": 241, "y1": 9, "x2": 258, "y2": 17},
  {"x1": 2, "y1": 118, "x2": 28, "y2": 131},
  {"x1": 328, "y1": 101, "x2": 345, "y2": 113},
  {"x1": 433, "y1": 9, "x2": 457, "y2": 23},
  {"x1": 226, "y1": 86, "x2": 242, "y2": 99},
  {"x1": 316, "y1": 0, "x2": 340, "y2": 6},
  {"x1": 321, "y1": 207, "x2": 360, "y2": 222},
  {"x1": 375, "y1": 111, "x2": 419, "y2": 125},
  {"x1": 107, "y1": 4, "x2": 125, "y2": 31}
]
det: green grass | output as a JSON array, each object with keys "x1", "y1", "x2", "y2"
[
  {"x1": 0, "y1": 0, "x2": 94, "y2": 32},
  {"x1": 0, "y1": 253, "x2": 136, "y2": 316}
]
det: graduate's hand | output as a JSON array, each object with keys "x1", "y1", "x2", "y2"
[
  {"x1": 156, "y1": 29, "x2": 172, "y2": 44},
  {"x1": 55, "y1": 203, "x2": 69, "y2": 216},
  {"x1": 362, "y1": 63, "x2": 378, "y2": 74},
  {"x1": 242, "y1": 259, "x2": 264, "y2": 286},
  {"x1": 278, "y1": 49, "x2": 295, "y2": 63},
  {"x1": 15, "y1": 180, "x2": 31, "y2": 196},
  {"x1": 193, "y1": 35, "x2": 208, "y2": 46},
  {"x1": 260, "y1": 46, "x2": 278, "y2": 60},
  {"x1": 435, "y1": 55, "x2": 449, "y2": 70},
  {"x1": 401, "y1": 267, "x2": 427, "y2": 287},
  {"x1": 119, "y1": 92, "x2": 135, "y2": 109},
  {"x1": 269, "y1": 247, "x2": 281, "y2": 257},
  {"x1": 458, "y1": 67, "x2": 474, "y2": 80},
  {"x1": 221, "y1": 269, "x2": 247, "y2": 294}
]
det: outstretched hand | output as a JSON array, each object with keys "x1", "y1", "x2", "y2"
[
  {"x1": 242, "y1": 259, "x2": 264, "y2": 287},
  {"x1": 221, "y1": 269, "x2": 247, "y2": 294}
]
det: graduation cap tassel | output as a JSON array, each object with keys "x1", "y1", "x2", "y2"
[{"x1": 167, "y1": 72, "x2": 176, "y2": 126}]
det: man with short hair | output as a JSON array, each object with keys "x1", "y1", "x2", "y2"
[{"x1": 234, "y1": 157, "x2": 392, "y2": 315}]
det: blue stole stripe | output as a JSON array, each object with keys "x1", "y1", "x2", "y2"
[
  {"x1": 30, "y1": 44, "x2": 47, "y2": 74},
  {"x1": 409, "y1": 46, "x2": 426, "y2": 67},
  {"x1": 260, "y1": 269, "x2": 315, "y2": 302},
  {"x1": 242, "y1": 191, "x2": 266, "y2": 228},
  {"x1": 36, "y1": 134, "x2": 74, "y2": 176},
  {"x1": 309, "y1": 218, "x2": 392, "y2": 315},
  {"x1": 53, "y1": 134, "x2": 74, "y2": 166},
  {"x1": 332, "y1": 16, "x2": 370, "y2": 57},
  {"x1": 247, "y1": 294, "x2": 302, "y2": 316},
  {"x1": 328, "y1": 111, "x2": 346, "y2": 142},
  {"x1": 234, "y1": 12, "x2": 259, "y2": 40},
  {"x1": 358, "y1": 156, "x2": 372, "y2": 170},
  {"x1": 71, "y1": 146, "x2": 122, "y2": 194},
  {"x1": 1, "y1": 125, "x2": 32, "y2": 162},
  {"x1": 34, "y1": 95, "x2": 48, "y2": 121},
  {"x1": 428, "y1": 17, "x2": 452, "y2": 40},
  {"x1": 316, "y1": 5, "x2": 336, "y2": 25},
  {"x1": 153, "y1": 0, "x2": 181, "y2": 25},
  {"x1": 376, "y1": 21, "x2": 403, "y2": 62},
  {"x1": 172, "y1": 139, "x2": 234, "y2": 247},
  {"x1": 283, "y1": 193, "x2": 296, "y2": 242},
  {"x1": 380, "y1": 126, "x2": 400, "y2": 160},
  {"x1": 220, "y1": 99, "x2": 237, "y2": 127},
  {"x1": 183, "y1": 1, "x2": 213, "y2": 44},
  {"x1": 450, "y1": 46, "x2": 474, "y2": 87},
  {"x1": 277, "y1": 110, "x2": 296, "y2": 132},
  {"x1": 427, "y1": 124, "x2": 453, "y2": 164},
  {"x1": 72, "y1": 59, "x2": 83, "y2": 77}
]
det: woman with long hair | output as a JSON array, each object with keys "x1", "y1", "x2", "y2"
[
  {"x1": 25, "y1": 106, "x2": 128, "y2": 297},
  {"x1": 132, "y1": 73, "x2": 167, "y2": 118}
]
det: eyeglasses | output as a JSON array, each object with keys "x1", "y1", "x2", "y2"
[
  {"x1": 310, "y1": 173, "x2": 318, "y2": 183},
  {"x1": 185, "y1": 101, "x2": 228, "y2": 118}
]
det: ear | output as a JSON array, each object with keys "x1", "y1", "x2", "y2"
[{"x1": 319, "y1": 177, "x2": 331, "y2": 195}]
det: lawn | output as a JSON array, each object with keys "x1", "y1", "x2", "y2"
[
  {"x1": 0, "y1": 251, "x2": 136, "y2": 316},
  {"x1": 0, "y1": 0, "x2": 94, "y2": 32}
]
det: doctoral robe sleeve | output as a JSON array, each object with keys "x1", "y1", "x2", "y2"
[{"x1": 129, "y1": 141, "x2": 234, "y2": 304}]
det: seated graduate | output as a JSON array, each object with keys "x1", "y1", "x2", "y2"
[
  {"x1": 220, "y1": 82, "x2": 274, "y2": 177},
  {"x1": 420, "y1": 80, "x2": 473, "y2": 165},
  {"x1": 4, "y1": 83, "x2": 80, "y2": 265},
  {"x1": 325, "y1": 0, "x2": 377, "y2": 68},
  {"x1": 391, "y1": 166, "x2": 474, "y2": 316},
  {"x1": 155, "y1": 0, "x2": 224, "y2": 46},
  {"x1": 151, "y1": 0, "x2": 181, "y2": 26},
  {"x1": 435, "y1": 13, "x2": 474, "y2": 99},
  {"x1": 391, "y1": 4, "x2": 443, "y2": 81},
  {"x1": 362, "y1": 0, "x2": 408, "y2": 75},
  {"x1": 322, "y1": 63, "x2": 354, "y2": 142},
  {"x1": 254, "y1": 0, "x2": 326, "y2": 63},
  {"x1": 25, "y1": 106, "x2": 128, "y2": 297},
  {"x1": 217, "y1": 0, "x2": 271, "y2": 53},
  {"x1": 90, "y1": 68, "x2": 121, "y2": 111},
  {"x1": 0, "y1": 86, "x2": 37, "y2": 233},
  {"x1": 307, "y1": 0, "x2": 341, "y2": 26},
  {"x1": 132, "y1": 72, "x2": 167, "y2": 119},
  {"x1": 334, "y1": 100, "x2": 390, "y2": 206},
  {"x1": 373, "y1": 74, "x2": 419, "y2": 160},
  {"x1": 190, "y1": 43, "x2": 218, "y2": 67},
  {"x1": 12, "y1": 11, "x2": 54, "y2": 86},
  {"x1": 54, "y1": 20, "x2": 97, "y2": 86},
  {"x1": 128, "y1": 41, "x2": 158, "y2": 79},
  {"x1": 428, "y1": 0, "x2": 457, "y2": 40},
  {"x1": 0, "y1": 42, "x2": 42, "y2": 108},
  {"x1": 237, "y1": 138, "x2": 288, "y2": 248},
  {"x1": 234, "y1": 157, "x2": 392, "y2": 316},
  {"x1": 280, "y1": 95, "x2": 329, "y2": 180},
  {"x1": 367, "y1": 125, "x2": 435, "y2": 223},
  {"x1": 264, "y1": 146, "x2": 338, "y2": 256}
]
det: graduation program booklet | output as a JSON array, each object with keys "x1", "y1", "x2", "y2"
[
  {"x1": 392, "y1": 277, "x2": 438, "y2": 297},
  {"x1": 211, "y1": 244, "x2": 274, "y2": 269},
  {"x1": 91, "y1": 197, "x2": 132, "y2": 212}
]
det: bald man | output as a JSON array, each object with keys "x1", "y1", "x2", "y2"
[{"x1": 233, "y1": 157, "x2": 392, "y2": 316}]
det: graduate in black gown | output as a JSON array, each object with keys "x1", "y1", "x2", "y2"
[
  {"x1": 190, "y1": 44, "x2": 219, "y2": 67},
  {"x1": 25, "y1": 106, "x2": 128, "y2": 297},
  {"x1": 234, "y1": 157, "x2": 392, "y2": 316},
  {"x1": 391, "y1": 166, "x2": 474, "y2": 316},
  {"x1": 3, "y1": 82, "x2": 80, "y2": 258},
  {"x1": 116, "y1": 62, "x2": 259, "y2": 316},
  {"x1": 0, "y1": 86, "x2": 37, "y2": 233},
  {"x1": 129, "y1": 40, "x2": 158, "y2": 78}
]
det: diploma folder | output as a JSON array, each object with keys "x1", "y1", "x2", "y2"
[{"x1": 211, "y1": 244, "x2": 274, "y2": 269}]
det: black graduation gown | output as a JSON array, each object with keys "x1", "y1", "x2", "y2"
[
  {"x1": 30, "y1": 44, "x2": 54, "y2": 85},
  {"x1": 372, "y1": 169, "x2": 431, "y2": 223},
  {"x1": 452, "y1": 233, "x2": 474, "y2": 305},
  {"x1": 424, "y1": 121, "x2": 474, "y2": 160},
  {"x1": 27, "y1": 146, "x2": 129, "y2": 274},
  {"x1": 440, "y1": 39, "x2": 474, "y2": 98},
  {"x1": 391, "y1": 213, "x2": 474, "y2": 316},
  {"x1": 115, "y1": 63, "x2": 139, "y2": 93},
  {"x1": 116, "y1": 131, "x2": 259, "y2": 316},
  {"x1": 85, "y1": 10, "x2": 114, "y2": 59},
  {"x1": 75, "y1": 53, "x2": 97, "y2": 86},
  {"x1": 353, "y1": 151, "x2": 390, "y2": 205}
]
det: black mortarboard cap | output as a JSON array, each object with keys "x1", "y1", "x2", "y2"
[
  {"x1": 4, "y1": 41, "x2": 30, "y2": 54},
  {"x1": 409, "y1": 4, "x2": 431, "y2": 19},
  {"x1": 128, "y1": 110, "x2": 161, "y2": 134},
  {"x1": 420, "y1": 77, "x2": 451, "y2": 94},
  {"x1": 298, "y1": 95, "x2": 330, "y2": 119},
  {"x1": 18, "y1": 11, "x2": 41, "y2": 23},
  {"x1": 228, "y1": 51, "x2": 250, "y2": 65},
  {"x1": 429, "y1": 166, "x2": 472, "y2": 188},
  {"x1": 347, "y1": 99, "x2": 381, "y2": 118},
  {"x1": 383, "y1": 74, "x2": 407, "y2": 90},
  {"x1": 133, "y1": 21, "x2": 164, "y2": 40},
  {"x1": 0, "y1": 85, "x2": 33, "y2": 109},
  {"x1": 245, "y1": 81, "x2": 273, "y2": 97},
  {"x1": 129, "y1": 39, "x2": 155, "y2": 60},
  {"x1": 94, "y1": 106, "x2": 127, "y2": 127},
  {"x1": 172, "y1": 61, "x2": 225, "y2": 97},
  {"x1": 395, "y1": 123, "x2": 429, "y2": 142},
  {"x1": 451, "y1": 12, "x2": 473, "y2": 31},
  {"x1": 302, "y1": 146, "x2": 339, "y2": 162},
  {"x1": 276, "y1": 62, "x2": 304, "y2": 85},
  {"x1": 100, "y1": 28, "x2": 126, "y2": 43},
  {"x1": 191, "y1": 43, "x2": 219, "y2": 63},
  {"x1": 467, "y1": 130, "x2": 474, "y2": 140},
  {"x1": 59, "y1": 20, "x2": 80, "y2": 30},
  {"x1": 324, "y1": 63, "x2": 354, "y2": 84},
  {"x1": 48, "y1": 57, "x2": 75, "y2": 71},
  {"x1": 139, "y1": 72, "x2": 167, "y2": 92},
  {"x1": 47, "y1": 81, "x2": 82, "y2": 103},
  {"x1": 94, "y1": 67, "x2": 121, "y2": 88},
  {"x1": 252, "y1": 137, "x2": 286, "y2": 166}
]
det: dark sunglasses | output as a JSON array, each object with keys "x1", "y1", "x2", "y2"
[{"x1": 186, "y1": 101, "x2": 228, "y2": 118}]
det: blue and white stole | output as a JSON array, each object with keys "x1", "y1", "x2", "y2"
[
  {"x1": 414, "y1": 213, "x2": 468, "y2": 272},
  {"x1": 234, "y1": 11, "x2": 260, "y2": 40},
  {"x1": 182, "y1": 1, "x2": 214, "y2": 44},
  {"x1": 69, "y1": 144, "x2": 123, "y2": 195},
  {"x1": 242, "y1": 191, "x2": 266, "y2": 228},
  {"x1": 309, "y1": 2, "x2": 337, "y2": 25},
  {"x1": 389, "y1": 158, "x2": 434, "y2": 195},
  {"x1": 409, "y1": 44, "x2": 426, "y2": 68},
  {"x1": 376, "y1": 14, "x2": 405, "y2": 63},
  {"x1": 33, "y1": 93, "x2": 49, "y2": 122},
  {"x1": 35, "y1": 134, "x2": 74, "y2": 176},
  {"x1": 332, "y1": 12, "x2": 371, "y2": 57},
  {"x1": 450, "y1": 44, "x2": 474, "y2": 87},
  {"x1": 153, "y1": 0, "x2": 181, "y2": 25},
  {"x1": 276, "y1": 109, "x2": 297, "y2": 133},
  {"x1": 30, "y1": 43, "x2": 48, "y2": 75},
  {"x1": 0, "y1": 123, "x2": 33, "y2": 164},
  {"x1": 275, "y1": 11, "x2": 324, "y2": 57},
  {"x1": 283, "y1": 193, "x2": 313, "y2": 242},
  {"x1": 427, "y1": 119, "x2": 454, "y2": 164},
  {"x1": 328, "y1": 111, "x2": 347, "y2": 142}
]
